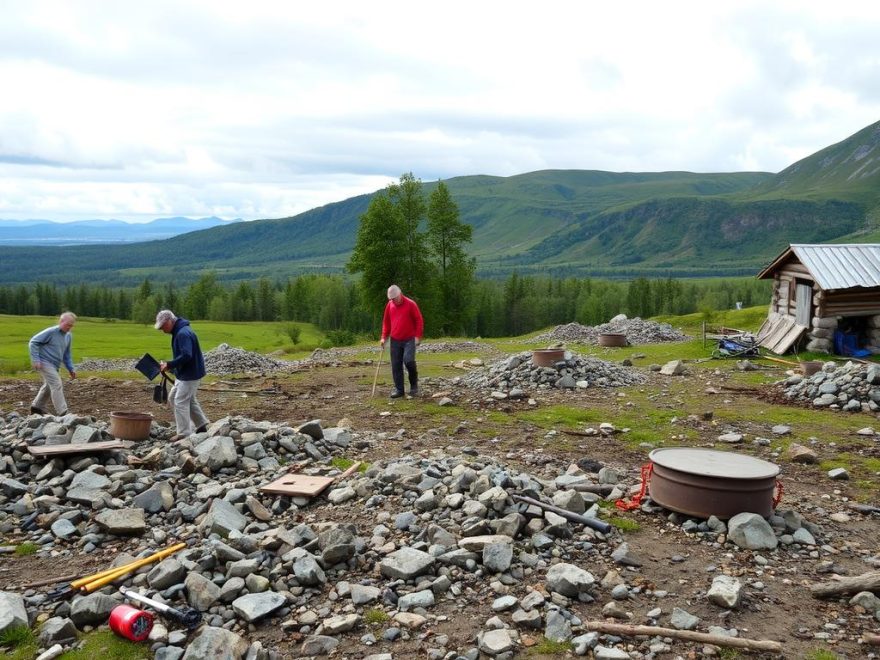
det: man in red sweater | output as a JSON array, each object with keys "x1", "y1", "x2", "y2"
[{"x1": 380, "y1": 284, "x2": 424, "y2": 398}]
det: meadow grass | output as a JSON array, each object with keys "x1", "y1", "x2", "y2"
[{"x1": 0, "y1": 314, "x2": 323, "y2": 375}]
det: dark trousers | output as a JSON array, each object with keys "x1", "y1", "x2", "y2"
[{"x1": 390, "y1": 338, "x2": 418, "y2": 394}]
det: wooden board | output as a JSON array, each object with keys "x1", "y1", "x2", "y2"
[
  {"x1": 757, "y1": 314, "x2": 807, "y2": 354},
  {"x1": 28, "y1": 440, "x2": 126, "y2": 457},
  {"x1": 259, "y1": 461, "x2": 362, "y2": 497},
  {"x1": 259, "y1": 474, "x2": 335, "y2": 496}
]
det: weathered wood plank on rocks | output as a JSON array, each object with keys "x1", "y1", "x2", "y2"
[
  {"x1": 810, "y1": 571, "x2": 880, "y2": 598},
  {"x1": 583, "y1": 621, "x2": 783, "y2": 653},
  {"x1": 28, "y1": 440, "x2": 126, "y2": 456}
]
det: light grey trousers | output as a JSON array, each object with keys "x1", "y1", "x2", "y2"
[
  {"x1": 168, "y1": 378, "x2": 209, "y2": 437},
  {"x1": 32, "y1": 365, "x2": 67, "y2": 414}
]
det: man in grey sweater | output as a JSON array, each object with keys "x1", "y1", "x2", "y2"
[{"x1": 28, "y1": 312, "x2": 77, "y2": 415}]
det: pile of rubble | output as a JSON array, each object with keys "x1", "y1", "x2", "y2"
[
  {"x1": 417, "y1": 341, "x2": 500, "y2": 355},
  {"x1": 203, "y1": 344, "x2": 300, "y2": 376},
  {"x1": 779, "y1": 360, "x2": 880, "y2": 412},
  {"x1": 76, "y1": 345, "x2": 301, "y2": 377},
  {"x1": 456, "y1": 351, "x2": 646, "y2": 397},
  {"x1": 2, "y1": 411, "x2": 879, "y2": 658},
  {"x1": 531, "y1": 317, "x2": 688, "y2": 345}
]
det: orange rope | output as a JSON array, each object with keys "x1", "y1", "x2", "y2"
[
  {"x1": 772, "y1": 479, "x2": 783, "y2": 509},
  {"x1": 615, "y1": 463, "x2": 653, "y2": 512}
]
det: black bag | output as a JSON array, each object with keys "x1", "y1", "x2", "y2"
[{"x1": 153, "y1": 374, "x2": 170, "y2": 403}]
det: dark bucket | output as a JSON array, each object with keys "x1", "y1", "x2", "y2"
[{"x1": 135, "y1": 353, "x2": 161, "y2": 381}]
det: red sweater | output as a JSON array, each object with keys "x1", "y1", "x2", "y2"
[{"x1": 382, "y1": 296, "x2": 424, "y2": 341}]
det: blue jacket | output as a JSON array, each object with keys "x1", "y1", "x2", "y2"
[
  {"x1": 166, "y1": 318, "x2": 206, "y2": 381},
  {"x1": 29, "y1": 325, "x2": 75, "y2": 372}
]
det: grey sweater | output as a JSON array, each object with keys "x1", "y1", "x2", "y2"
[{"x1": 28, "y1": 325, "x2": 75, "y2": 372}]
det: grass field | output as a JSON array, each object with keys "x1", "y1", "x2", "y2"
[{"x1": 0, "y1": 315, "x2": 324, "y2": 374}]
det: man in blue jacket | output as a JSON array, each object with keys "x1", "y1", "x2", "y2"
[
  {"x1": 28, "y1": 311, "x2": 77, "y2": 415},
  {"x1": 155, "y1": 309, "x2": 209, "y2": 441}
]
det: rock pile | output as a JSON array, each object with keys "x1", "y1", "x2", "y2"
[
  {"x1": 457, "y1": 351, "x2": 646, "y2": 397},
  {"x1": 531, "y1": 317, "x2": 688, "y2": 345},
  {"x1": 204, "y1": 344, "x2": 299, "y2": 376},
  {"x1": 2, "y1": 411, "x2": 878, "y2": 658},
  {"x1": 75, "y1": 344, "x2": 302, "y2": 377},
  {"x1": 779, "y1": 360, "x2": 880, "y2": 411}
]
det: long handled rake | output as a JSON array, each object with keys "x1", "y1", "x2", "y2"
[{"x1": 371, "y1": 343, "x2": 385, "y2": 397}]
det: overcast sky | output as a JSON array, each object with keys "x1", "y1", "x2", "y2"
[{"x1": 1, "y1": 1, "x2": 879, "y2": 222}]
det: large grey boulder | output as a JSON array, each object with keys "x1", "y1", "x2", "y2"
[
  {"x1": 728, "y1": 512, "x2": 778, "y2": 550},
  {"x1": 231, "y1": 592, "x2": 285, "y2": 623},
  {"x1": 70, "y1": 593, "x2": 117, "y2": 628},
  {"x1": 185, "y1": 573, "x2": 221, "y2": 611},
  {"x1": 545, "y1": 562, "x2": 595, "y2": 597},
  {"x1": 69, "y1": 470, "x2": 111, "y2": 490},
  {"x1": 201, "y1": 499, "x2": 247, "y2": 538},
  {"x1": 148, "y1": 559, "x2": 187, "y2": 590},
  {"x1": 133, "y1": 481, "x2": 174, "y2": 513},
  {"x1": 0, "y1": 591, "x2": 28, "y2": 635},
  {"x1": 182, "y1": 626, "x2": 248, "y2": 660},
  {"x1": 94, "y1": 508, "x2": 146, "y2": 535},
  {"x1": 39, "y1": 617, "x2": 77, "y2": 646},
  {"x1": 379, "y1": 547, "x2": 436, "y2": 580},
  {"x1": 194, "y1": 436, "x2": 238, "y2": 471}
]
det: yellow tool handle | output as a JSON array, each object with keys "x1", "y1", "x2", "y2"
[{"x1": 72, "y1": 542, "x2": 186, "y2": 591}]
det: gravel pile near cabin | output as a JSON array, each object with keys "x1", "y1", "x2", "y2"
[
  {"x1": 779, "y1": 360, "x2": 880, "y2": 412},
  {"x1": 1, "y1": 410, "x2": 879, "y2": 658},
  {"x1": 455, "y1": 351, "x2": 646, "y2": 398},
  {"x1": 531, "y1": 318, "x2": 688, "y2": 345}
]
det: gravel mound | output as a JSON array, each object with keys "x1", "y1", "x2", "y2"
[
  {"x1": 459, "y1": 350, "x2": 646, "y2": 395},
  {"x1": 779, "y1": 360, "x2": 880, "y2": 412},
  {"x1": 532, "y1": 317, "x2": 688, "y2": 345},
  {"x1": 204, "y1": 344, "x2": 299, "y2": 375}
]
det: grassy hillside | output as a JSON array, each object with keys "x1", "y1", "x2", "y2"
[
  {"x1": 0, "y1": 171, "x2": 771, "y2": 286},
  {"x1": 2, "y1": 120, "x2": 880, "y2": 285}
]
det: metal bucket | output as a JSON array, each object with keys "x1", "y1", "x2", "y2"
[
  {"x1": 532, "y1": 349, "x2": 565, "y2": 366},
  {"x1": 109, "y1": 411, "x2": 153, "y2": 441},
  {"x1": 598, "y1": 333, "x2": 627, "y2": 347},
  {"x1": 648, "y1": 448, "x2": 780, "y2": 519}
]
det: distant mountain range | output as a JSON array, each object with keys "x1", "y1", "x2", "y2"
[
  {"x1": 0, "y1": 216, "x2": 241, "y2": 245},
  {"x1": 1, "y1": 120, "x2": 879, "y2": 286}
]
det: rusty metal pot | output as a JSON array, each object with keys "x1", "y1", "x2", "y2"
[
  {"x1": 532, "y1": 349, "x2": 565, "y2": 367},
  {"x1": 598, "y1": 332, "x2": 627, "y2": 347},
  {"x1": 800, "y1": 361, "x2": 822, "y2": 376},
  {"x1": 648, "y1": 447, "x2": 780, "y2": 519},
  {"x1": 109, "y1": 411, "x2": 153, "y2": 441}
]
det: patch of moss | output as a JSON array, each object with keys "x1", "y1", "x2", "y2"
[
  {"x1": 527, "y1": 637, "x2": 573, "y2": 654},
  {"x1": 608, "y1": 516, "x2": 641, "y2": 532},
  {"x1": 14, "y1": 542, "x2": 39, "y2": 556},
  {"x1": 805, "y1": 649, "x2": 840, "y2": 660},
  {"x1": 330, "y1": 456, "x2": 369, "y2": 473},
  {"x1": 58, "y1": 629, "x2": 151, "y2": 660},
  {"x1": 363, "y1": 608, "x2": 389, "y2": 626}
]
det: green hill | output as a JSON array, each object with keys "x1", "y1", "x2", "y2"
[{"x1": 2, "y1": 120, "x2": 879, "y2": 285}]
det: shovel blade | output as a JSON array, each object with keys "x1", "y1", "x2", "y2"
[{"x1": 135, "y1": 353, "x2": 161, "y2": 381}]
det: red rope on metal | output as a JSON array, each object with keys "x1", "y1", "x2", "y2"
[
  {"x1": 772, "y1": 478, "x2": 783, "y2": 509},
  {"x1": 615, "y1": 463, "x2": 653, "y2": 512}
]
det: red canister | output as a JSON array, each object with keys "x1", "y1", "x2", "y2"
[{"x1": 109, "y1": 604, "x2": 154, "y2": 641}]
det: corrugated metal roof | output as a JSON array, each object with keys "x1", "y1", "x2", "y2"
[{"x1": 791, "y1": 244, "x2": 880, "y2": 290}]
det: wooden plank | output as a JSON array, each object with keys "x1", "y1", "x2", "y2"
[
  {"x1": 260, "y1": 461, "x2": 362, "y2": 497},
  {"x1": 28, "y1": 440, "x2": 126, "y2": 457},
  {"x1": 770, "y1": 323, "x2": 807, "y2": 354},
  {"x1": 259, "y1": 474, "x2": 334, "y2": 496}
]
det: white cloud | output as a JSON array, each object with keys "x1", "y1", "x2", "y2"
[{"x1": 0, "y1": 0, "x2": 878, "y2": 221}]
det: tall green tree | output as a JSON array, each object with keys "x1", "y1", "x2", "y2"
[
  {"x1": 349, "y1": 173, "x2": 438, "y2": 327},
  {"x1": 427, "y1": 181, "x2": 474, "y2": 335},
  {"x1": 388, "y1": 172, "x2": 432, "y2": 298}
]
